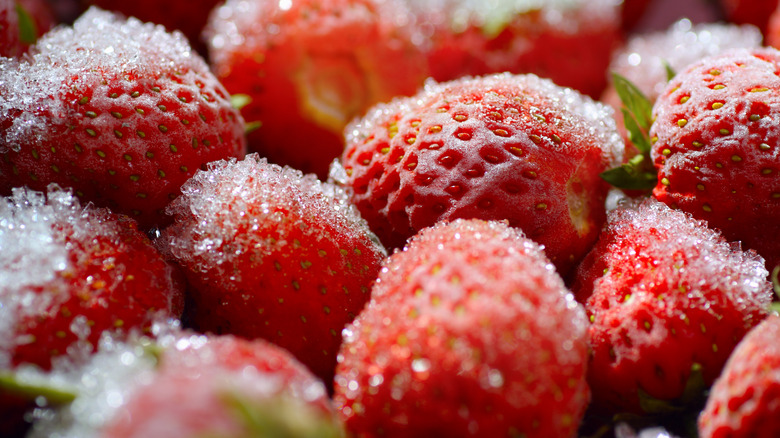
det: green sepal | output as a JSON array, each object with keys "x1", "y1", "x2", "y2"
[
  {"x1": 0, "y1": 371, "x2": 77, "y2": 405},
  {"x1": 230, "y1": 93, "x2": 252, "y2": 110},
  {"x1": 621, "y1": 107, "x2": 651, "y2": 154},
  {"x1": 664, "y1": 60, "x2": 677, "y2": 83},
  {"x1": 245, "y1": 120, "x2": 262, "y2": 135},
  {"x1": 600, "y1": 155, "x2": 657, "y2": 190},
  {"x1": 612, "y1": 72, "x2": 654, "y2": 133},
  {"x1": 14, "y1": 2, "x2": 37, "y2": 45}
]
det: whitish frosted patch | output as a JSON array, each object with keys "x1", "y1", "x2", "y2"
[
  {"x1": 0, "y1": 7, "x2": 203, "y2": 153},
  {"x1": 609, "y1": 19, "x2": 762, "y2": 100},
  {"x1": 606, "y1": 199, "x2": 771, "y2": 313},
  {"x1": 159, "y1": 154, "x2": 384, "y2": 287},
  {"x1": 404, "y1": 0, "x2": 620, "y2": 35}
]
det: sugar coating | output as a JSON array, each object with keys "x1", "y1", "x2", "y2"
[
  {"x1": 404, "y1": 0, "x2": 621, "y2": 35},
  {"x1": 336, "y1": 219, "x2": 590, "y2": 436},
  {"x1": 348, "y1": 72, "x2": 624, "y2": 171},
  {"x1": 0, "y1": 7, "x2": 204, "y2": 152},
  {"x1": 608, "y1": 19, "x2": 762, "y2": 100},
  {"x1": 159, "y1": 154, "x2": 385, "y2": 286},
  {"x1": 0, "y1": 185, "x2": 120, "y2": 368},
  {"x1": 599, "y1": 198, "x2": 770, "y2": 311}
]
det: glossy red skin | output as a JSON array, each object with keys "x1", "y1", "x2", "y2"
[
  {"x1": 341, "y1": 74, "x2": 619, "y2": 276},
  {"x1": 699, "y1": 315, "x2": 780, "y2": 438},
  {"x1": 650, "y1": 47, "x2": 780, "y2": 270},
  {"x1": 207, "y1": 0, "x2": 428, "y2": 179},
  {"x1": 720, "y1": 0, "x2": 778, "y2": 33},
  {"x1": 0, "y1": 0, "x2": 21, "y2": 57},
  {"x1": 571, "y1": 199, "x2": 771, "y2": 414},
  {"x1": 7, "y1": 211, "x2": 184, "y2": 370},
  {"x1": 335, "y1": 220, "x2": 590, "y2": 438},
  {"x1": 0, "y1": 63, "x2": 246, "y2": 231}
]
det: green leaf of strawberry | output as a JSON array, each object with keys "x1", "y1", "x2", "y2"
[
  {"x1": 14, "y1": 3, "x2": 37, "y2": 45},
  {"x1": 0, "y1": 371, "x2": 78, "y2": 405}
]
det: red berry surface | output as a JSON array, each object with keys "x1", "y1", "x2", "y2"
[
  {"x1": 338, "y1": 72, "x2": 622, "y2": 276},
  {"x1": 335, "y1": 219, "x2": 590, "y2": 438},
  {"x1": 698, "y1": 314, "x2": 780, "y2": 438},
  {"x1": 406, "y1": 0, "x2": 623, "y2": 98},
  {"x1": 571, "y1": 198, "x2": 772, "y2": 414},
  {"x1": 206, "y1": 0, "x2": 428, "y2": 179},
  {"x1": 0, "y1": 7, "x2": 246, "y2": 230},
  {"x1": 0, "y1": 185, "x2": 184, "y2": 371},
  {"x1": 719, "y1": 0, "x2": 778, "y2": 33},
  {"x1": 650, "y1": 47, "x2": 780, "y2": 270},
  {"x1": 157, "y1": 154, "x2": 386, "y2": 383}
]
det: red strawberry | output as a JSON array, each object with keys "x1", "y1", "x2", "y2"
[
  {"x1": 205, "y1": 0, "x2": 428, "y2": 179},
  {"x1": 0, "y1": 0, "x2": 21, "y2": 56},
  {"x1": 0, "y1": 185, "x2": 184, "y2": 371},
  {"x1": 620, "y1": 0, "x2": 654, "y2": 32},
  {"x1": 406, "y1": 0, "x2": 623, "y2": 98},
  {"x1": 0, "y1": 7, "x2": 246, "y2": 230},
  {"x1": 649, "y1": 47, "x2": 780, "y2": 270},
  {"x1": 571, "y1": 198, "x2": 772, "y2": 415},
  {"x1": 719, "y1": 0, "x2": 778, "y2": 34},
  {"x1": 156, "y1": 154, "x2": 386, "y2": 384},
  {"x1": 601, "y1": 19, "x2": 762, "y2": 166},
  {"x1": 81, "y1": 0, "x2": 222, "y2": 55},
  {"x1": 698, "y1": 314, "x2": 780, "y2": 438},
  {"x1": 335, "y1": 219, "x2": 590, "y2": 438},
  {"x1": 100, "y1": 334, "x2": 342, "y2": 438},
  {"x1": 337, "y1": 73, "x2": 623, "y2": 276}
]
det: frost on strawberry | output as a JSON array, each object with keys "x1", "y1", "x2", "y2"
[
  {"x1": 698, "y1": 314, "x2": 780, "y2": 438},
  {"x1": 205, "y1": 0, "x2": 427, "y2": 179},
  {"x1": 649, "y1": 47, "x2": 780, "y2": 271},
  {"x1": 0, "y1": 7, "x2": 246, "y2": 230},
  {"x1": 335, "y1": 219, "x2": 590, "y2": 438},
  {"x1": 157, "y1": 154, "x2": 386, "y2": 384},
  {"x1": 24, "y1": 329, "x2": 341, "y2": 438},
  {"x1": 0, "y1": 185, "x2": 184, "y2": 372},
  {"x1": 337, "y1": 73, "x2": 623, "y2": 276},
  {"x1": 405, "y1": 0, "x2": 623, "y2": 98},
  {"x1": 571, "y1": 198, "x2": 772, "y2": 416}
]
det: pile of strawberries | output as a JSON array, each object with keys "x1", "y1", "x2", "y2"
[{"x1": 2, "y1": 0, "x2": 780, "y2": 437}]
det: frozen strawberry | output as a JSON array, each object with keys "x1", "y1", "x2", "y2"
[
  {"x1": 205, "y1": 0, "x2": 428, "y2": 179},
  {"x1": 0, "y1": 185, "x2": 184, "y2": 371},
  {"x1": 101, "y1": 334, "x2": 341, "y2": 438},
  {"x1": 406, "y1": 0, "x2": 623, "y2": 98},
  {"x1": 335, "y1": 219, "x2": 590, "y2": 438},
  {"x1": 0, "y1": 0, "x2": 21, "y2": 57},
  {"x1": 82, "y1": 0, "x2": 222, "y2": 55},
  {"x1": 602, "y1": 19, "x2": 762, "y2": 165},
  {"x1": 620, "y1": 0, "x2": 654, "y2": 32},
  {"x1": 719, "y1": 0, "x2": 778, "y2": 34},
  {"x1": 157, "y1": 154, "x2": 386, "y2": 384},
  {"x1": 698, "y1": 314, "x2": 780, "y2": 438},
  {"x1": 649, "y1": 47, "x2": 780, "y2": 270},
  {"x1": 23, "y1": 330, "x2": 340, "y2": 438},
  {"x1": 337, "y1": 73, "x2": 623, "y2": 276},
  {"x1": 571, "y1": 198, "x2": 772, "y2": 415},
  {"x1": 0, "y1": 7, "x2": 246, "y2": 230}
]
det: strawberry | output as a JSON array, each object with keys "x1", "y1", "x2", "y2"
[
  {"x1": 336, "y1": 72, "x2": 623, "y2": 276},
  {"x1": 406, "y1": 0, "x2": 623, "y2": 98},
  {"x1": 19, "y1": 330, "x2": 341, "y2": 437},
  {"x1": 100, "y1": 333, "x2": 342, "y2": 438},
  {"x1": 571, "y1": 198, "x2": 772, "y2": 415},
  {"x1": 0, "y1": 185, "x2": 184, "y2": 371},
  {"x1": 601, "y1": 19, "x2": 762, "y2": 167},
  {"x1": 648, "y1": 47, "x2": 780, "y2": 270},
  {"x1": 156, "y1": 154, "x2": 386, "y2": 384},
  {"x1": 719, "y1": 0, "x2": 778, "y2": 34},
  {"x1": 0, "y1": 7, "x2": 247, "y2": 230},
  {"x1": 81, "y1": 0, "x2": 222, "y2": 55},
  {"x1": 620, "y1": 0, "x2": 654, "y2": 32},
  {"x1": 698, "y1": 314, "x2": 780, "y2": 438},
  {"x1": 205, "y1": 0, "x2": 428, "y2": 179},
  {"x1": 0, "y1": 0, "x2": 20, "y2": 57},
  {"x1": 335, "y1": 219, "x2": 590, "y2": 438}
]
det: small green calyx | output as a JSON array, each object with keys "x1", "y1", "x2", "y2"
[
  {"x1": 15, "y1": 3, "x2": 38, "y2": 45},
  {"x1": 637, "y1": 363, "x2": 707, "y2": 415},
  {"x1": 0, "y1": 371, "x2": 78, "y2": 405},
  {"x1": 601, "y1": 73, "x2": 658, "y2": 191}
]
